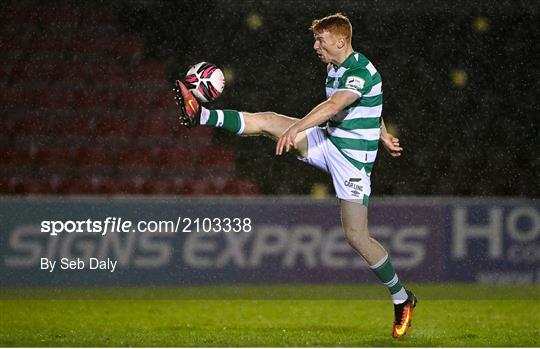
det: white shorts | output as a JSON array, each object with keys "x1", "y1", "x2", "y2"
[{"x1": 299, "y1": 126, "x2": 371, "y2": 205}]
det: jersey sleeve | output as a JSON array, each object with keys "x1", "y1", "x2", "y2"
[{"x1": 337, "y1": 68, "x2": 373, "y2": 97}]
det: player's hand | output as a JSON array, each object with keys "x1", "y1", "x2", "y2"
[
  {"x1": 381, "y1": 132, "x2": 403, "y2": 157},
  {"x1": 276, "y1": 124, "x2": 300, "y2": 155}
]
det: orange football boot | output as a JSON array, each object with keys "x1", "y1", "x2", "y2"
[
  {"x1": 173, "y1": 80, "x2": 201, "y2": 128},
  {"x1": 392, "y1": 289, "x2": 417, "y2": 338}
]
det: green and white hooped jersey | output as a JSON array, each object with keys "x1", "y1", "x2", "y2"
[{"x1": 325, "y1": 52, "x2": 382, "y2": 174}]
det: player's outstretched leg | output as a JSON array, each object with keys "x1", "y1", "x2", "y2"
[
  {"x1": 340, "y1": 200, "x2": 417, "y2": 338},
  {"x1": 174, "y1": 80, "x2": 308, "y2": 156}
]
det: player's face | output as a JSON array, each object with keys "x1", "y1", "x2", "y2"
[{"x1": 313, "y1": 30, "x2": 341, "y2": 64}]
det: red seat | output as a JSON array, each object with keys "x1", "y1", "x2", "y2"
[
  {"x1": 115, "y1": 90, "x2": 155, "y2": 112},
  {"x1": 94, "y1": 117, "x2": 136, "y2": 142},
  {"x1": 137, "y1": 115, "x2": 175, "y2": 139},
  {"x1": 0, "y1": 33, "x2": 28, "y2": 53},
  {"x1": 117, "y1": 146, "x2": 156, "y2": 173},
  {"x1": 199, "y1": 146, "x2": 235, "y2": 165},
  {"x1": 26, "y1": 36, "x2": 65, "y2": 54},
  {"x1": 75, "y1": 146, "x2": 117, "y2": 174},
  {"x1": 182, "y1": 176, "x2": 232, "y2": 196},
  {"x1": 53, "y1": 63, "x2": 90, "y2": 84},
  {"x1": 0, "y1": 64, "x2": 12, "y2": 82},
  {"x1": 101, "y1": 176, "x2": 145, "y2": 194},
  {"x1": 87, "y1": 63, "x2": 127, "y2": 84},
  {"x1": 0, "y1": 88, "x2": 30, "y2": 109},
  {"x1": 50, "y1": 116, "x2": 93, "y2": 138},
  {"x1": 93, "y1": 176, "x2": 112, "y2": 194},
  {"x1": 153, "y1": 92, "x2": 177, "y2": 112},
  {"x1": 223, "y1": 178, "x2": 259, "y2": 195},
  {"x1": 10, "y1": 63, "x2": 58, "y2": 83},
  {"x1": 59, "y1": 176, "x2": 103, "y2": 194},
  {"x1": 66, "y1": 36, "x2": 114, "y2": 55},
  {"x1": 34, "y1": 145, "x2": 74, "y2": 172},
  {"x1": 73, "y1": 88, "x2": 112, "y2": 111},
  {"x1": 131, "y1": 63, "x2": 165, "y2": 82},
  {"x1": 156, "y1": 146, "x2": 194, "y2": 175},
  {"x1": 11, "y1": 116, "x2": 51, "y2": 139},
  {"x1": 0, "y1": 146, "x2": 33, "y2": 169},
  {"x1": 1, "y1": 7, "x2": 40, "y2": 25},
  {"x1": 62, "y1": 35, "x2": 84, "y2": 53},
  {"x1": 0, "y1": 118, "x2": 11, "y2": 140},
  {"x1": 111, "y1": 36, "x2": 144, "y2": 60},
  {"x1": 142, "y1": 177, "x2": 184, "y2": 195},
  {"x1": 181, "y1": 178, "x2": 221, "y2": 196},
  {"x1": 0, "y1": 177, "x2": 11, "y2": 193},
  {"x1": 33, "y1": 87, "x2": 73, "y2": 110},
  {"x1": 8, "y1": 176, "x2": 54, "y2": 194},
  {"x1": 197, "y1": 146, "x2": 236, "y2": 175},
  {"x1": 176, "y1": 125, "x2": 214, "y2": 140}
]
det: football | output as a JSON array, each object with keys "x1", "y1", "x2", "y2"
[{"x1": 184, "y1": 62, "x2": 225, "y2": 103}]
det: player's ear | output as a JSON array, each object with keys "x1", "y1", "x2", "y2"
[{"x1": 337, "y1": 38, "x2": 345, "y2": 49}]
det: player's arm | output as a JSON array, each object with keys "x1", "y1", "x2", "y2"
[
  {"x1": 380, "y1": 117, "x2": 403, "y2": 157},
  {"x1": 275, "y1": 90, "x2": 358, "y2": 155}
]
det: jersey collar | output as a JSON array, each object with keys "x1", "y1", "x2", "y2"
[{"x1": 332, "y1": 51, "x2": 357, "y2": 70}]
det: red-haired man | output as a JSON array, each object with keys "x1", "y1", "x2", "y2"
[{"x1": 174, "y1": 13, "x2": 417, "y2": 338}]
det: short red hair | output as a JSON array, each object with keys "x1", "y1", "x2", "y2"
[{"x1": 310, "y1": 13, "x2": 352, "y2": 43}]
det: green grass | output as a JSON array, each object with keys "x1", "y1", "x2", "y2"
[{"x1": 1, "y1": 284, "x2": 539, "y2": 347}]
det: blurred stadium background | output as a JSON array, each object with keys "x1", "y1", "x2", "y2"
[
  {"x1": 0, "y1": 0, "x2": 539, "y2": 346},
  {"x1": 0, "y1": 0, "x2": 538, "y2": 196}
]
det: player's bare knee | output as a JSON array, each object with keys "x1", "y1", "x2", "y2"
[{"x1": 344, "y1": 227, "x2": 369, "y2": 246}]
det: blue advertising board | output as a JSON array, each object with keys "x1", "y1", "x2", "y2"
[
  {"x1": 443, "y1": 203, "x2": 539, "y2": 283},
  {"x1": 0, "y1": 197, "x2": 537, "y2": 286}
]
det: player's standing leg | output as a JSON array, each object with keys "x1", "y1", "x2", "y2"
[
  {"x1": 340, "y1": 200, "x2": 417, "y2": 338},
  {"x1": 174, "y1": 79, "x2": 417, "y2": 338}
]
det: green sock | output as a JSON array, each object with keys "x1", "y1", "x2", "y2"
[
  {"x1": 370, "y1": 254, "x2": 404, "y2": 296},
  {"x1": 204, "y1": 109, "x2": 244, "y2": 134}
]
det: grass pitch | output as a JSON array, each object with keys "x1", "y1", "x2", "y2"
[{"x1": 0, "y1": 284, "x2": 538, "y2": 347}]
